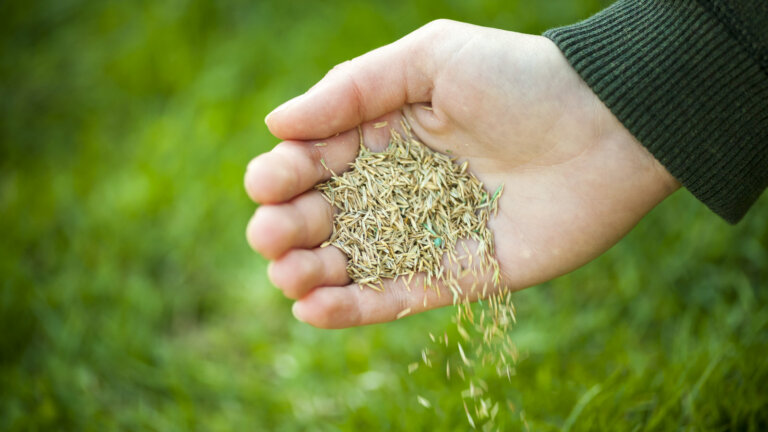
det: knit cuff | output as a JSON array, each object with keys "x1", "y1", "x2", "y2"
[{"x1": 544, "y1": 0, "x2": 768, "y2": 224}]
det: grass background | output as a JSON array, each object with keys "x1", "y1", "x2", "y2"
[{"x1": 1, "y1": 0, "x2": 766, "y2": 430}]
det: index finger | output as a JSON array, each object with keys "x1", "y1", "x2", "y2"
[
  {"x1": 264, "y1": 22, "x2": 448, "y2": 141},
  {"x1": 245, "y1": 111, "x2": 408, "y2": 204}
]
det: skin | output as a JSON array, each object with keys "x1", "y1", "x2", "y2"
[{"x1": 244, "y1": 20, "x2": 680, "y2": 329}]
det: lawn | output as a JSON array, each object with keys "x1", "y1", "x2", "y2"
[{"x1": 1, "y1": 0, "x2": 766, "y2": 430}]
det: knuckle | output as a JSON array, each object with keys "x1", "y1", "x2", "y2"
[
  {"x1": 324, "y1": 59, "x2": 366, "y2": 123},
  {"x1": 305, "y1": 146, "x2": 327, "y2": 181},
  {"x1": 326, "y1": 247, "x2": 350, "y2": 284},
  {"x1": 330, "y1": 59, "x2": 353, "y2": 73},
  {"x1": 298, "y1": 252, "x2": 321, "y2": 285},
  {"x1": 419, "y1": 19, "x2": 456, "y2": 37},
  {"x1": 278, "y1": 141, "x2": 325, "y2": 190},
  {"x1": 388, "y1": 287, "x2": 410, "y2": 315},
  {"x1": 284, "y1": 208, "x2": 304, "y2": 245},
  {"x1": 313, "y1": 301, "x2": 339, "y2": 329},
  {"x1": 325, "y1": 60, "x2": 355, "y2": 84}
]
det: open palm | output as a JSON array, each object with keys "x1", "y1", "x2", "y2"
[{"x1": 245, "y1": 20, "x2": 679, "y2": 328}]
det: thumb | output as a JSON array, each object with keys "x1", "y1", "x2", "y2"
[{"x1": 265, "y1": 21, "x2": 450, "y2": 140}]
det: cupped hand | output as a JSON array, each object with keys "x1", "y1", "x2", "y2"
[{"x1": 244, "y1": 20, "x2": 679, "y2": 328}]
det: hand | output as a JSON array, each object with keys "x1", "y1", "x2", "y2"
[{"x1": 244, "y1": 20, "x2": 680, "y2": 329}]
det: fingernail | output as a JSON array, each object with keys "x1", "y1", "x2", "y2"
[
  {"x1": 265, "y1": 93, "x2": 306, "y2": 123},
  {"x1": 291, "y1": 302, "x2": 306, "y2": 323}
]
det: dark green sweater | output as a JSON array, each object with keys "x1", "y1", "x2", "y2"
[{"x1": 544, "y1": 0, "x2": 768, "y2": 224}]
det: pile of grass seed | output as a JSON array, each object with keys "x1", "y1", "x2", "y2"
[
  {"x1": 316, "y1": 121, "x2": 517, "y2": 427},
  {"x1": 317, "y1": 123, "x2": 502, "y2": 291}
]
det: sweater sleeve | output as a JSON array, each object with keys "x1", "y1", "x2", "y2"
[{"x1": 543, "y1": 0, "x2": 768, "y2": 224}]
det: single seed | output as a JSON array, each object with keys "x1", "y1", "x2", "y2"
[
  {"x1": 396, "y1": 307, "x2": 412, "y2": 319},
  {"x1": 417, "y1": 396, "x2": 432, "y2": 408}
]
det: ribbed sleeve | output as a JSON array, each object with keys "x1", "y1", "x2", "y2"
[{"x1": 544, "y1": 0, "x2": 768, "y2": 224}]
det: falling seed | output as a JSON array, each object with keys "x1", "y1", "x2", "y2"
[
  {"x1": 458, "y1": 342, "x2": 470, "y2": 366},
  {"x1": 314, "y1": 121, "x2": 515, "y2": 429},
  {"x1": 464, "y1": 401, "x2": 476, "y2": 429},
  {"x1": 457, "y1": 324, "x2": 470, "y2": 341},
  {"x1": 417, "y1": 396, "x2": 432, "y2": 408}
]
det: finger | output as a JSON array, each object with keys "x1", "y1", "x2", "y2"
[
  {"x1": 244, "y1": 130, "x2": 359, "y2": 205},
  {"x1": 291, "y1": 275, "x2": 456, "y2": 329},
  {"x1": 264, "y1": 21, "x2": 463, "y2": 140},
  {"x1": 290, "y1": 235, "x2": 506, "y2": 328},
  {"x1": 246, "y1": 190, "x2": 333, "y2": 260},
  {"x1": 268, "y1": 246, "x2": 350, "y2": 300},
  {"x1": 245, "y1": 111, "x2": 409, "y2": 204}
]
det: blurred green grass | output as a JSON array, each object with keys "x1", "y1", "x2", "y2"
[{"x1": 1, "y1": 1, "x2": 766, "y2": 430}]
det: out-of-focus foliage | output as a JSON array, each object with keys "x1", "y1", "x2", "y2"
[{"x1": 1, "y1": 1, "x2": 766, "y2": 430}]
